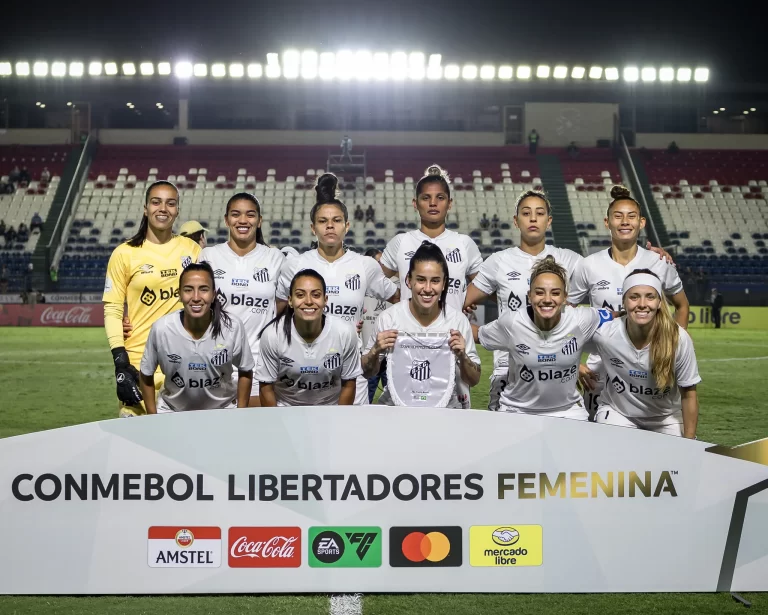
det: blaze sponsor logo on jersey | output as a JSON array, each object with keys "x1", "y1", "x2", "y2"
[
  {"x1": 609, "y1": 357, "x2": 625, "y2": 368},
  {"x1": 410, "y1": 359, "x2": 431, "y2": 381},
  {"x1": 167, "y1": 353, "x2": 182, "y2": 364},
  {"x1": 323, "y1": 352, "x2": 341, "y2": 370},
  {"x1": 228, "y1": 527, "x2": 301, "y2": 568},
  {"x1": 213, "y1": 268, "x2": 226, "y2": 279},
  {"x1": 389, "y1": 526, "x2": 462, "y2": 567},
  {"x1": 181, "y1": 255, "x2": 193, "y2": 269},
  {"x1": 171, "y1": 372, "x2": 185, "y2": 388},
  {"x1": 189, "y1": 376, "x2": 221, "y2": 389},
  {"x1": 515, "y1": 344, "x2": 530, "y2": 355},
  {"x1": 325, "y1": 303, "x2": 357, "y2": 320},
  {"x1": 139, "y1": 263, "x2": 154, "y2": 274},
  {"x1": 188, "y1": 362, "x2": 207, "y2": 371},
  {"x1": 140, "y1": 286, "x2": 157, "y2": 306},
  {"x1": 506, "y1": 270, "x2": 521, "y2": 280},
  {"x1": 345, "y1": 274, "x2": 361, "y2": 291},
  {"x1": 404, "y1": 251, "x2": 416, "y2": 261},
  {"x1": 161, "y1": 268, "x2": 178, "y2": 278},
  {"x1": 300, "y1": 366, "x2": 320, "y2": 374},
  {"x1": 231, "y1": 278, "x2": 249, "y2": 288},
  {"x1": 469, "y1": 525, "x2": 543, "y2": 567},
  {"x1": 215, "y1": 288, "x2": 228, "y2": 307},
  {"x1": 280, "y1": 375, "x2": 295, "y2": 387},
  {"x1": 445, "y1": 248, "x2": 462, "y2": 264},
  {"x1": 520, "y1": 365, "x2": 535, "y2": 382},
  {"x1": 308, "y1": 527, "x2": 382, "y2": 568},
  {"x1": 148, "y1": 526, "x2": 221, "y2": 568},
  {"x1": 252, "y1": 267, "x2": 270, "y2": 283},
  {"x1": 562, "y1": 337, "x2": 579, "y2": 355},
  {"x1": 210, "y1": 349, "x2": 229, "y2": 367},
  {"x1": 507, "y1": 291, "x2": 523, "y2": 311},
  {"x1": 326, "y1": 286, "x2": 340, "y2": 295},
  {"x1": 521, "y1": 364, "x2": 577, "y2": 384},
  {"x1": 611, "y1": 376, "x2": 626, "y2": 394},
  {"x1": 537, "y1": 354, "x2": 556, "y2": 363},
  {"x1": 629, "y1": 369, "x2": 648, "y2": 379}
]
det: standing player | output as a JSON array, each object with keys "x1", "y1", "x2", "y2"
[
  {"x1": 199, "y1": 193, "x2": 284, "y2": 407},
  {"x1": 257, "y1": 269, "x2": 362, "y2": 406},
  {"x1": 569, "y1": 185, "x2": 689, "y2": 415},
  {"x1": 361, "y1": 248, "x2": 395, "y2": 402},
  {"x1": 588, "y1": 270, "x2": 700, "y2": 437},
  {"x1": 463, "y1": 190, "x2": 582, "y2": 410},
  {"x1": 276, "y1": 173, "x2": 399, "y2": 405},
  {"x1": 477, "y1": 256, "x2": 613, "y2": 419},
  {"x1": 103, "y1": 181, "x2": 201, "y2": 417},
  {"x1": 139, "y1": 263, "x2": 254, "y2": 412}
]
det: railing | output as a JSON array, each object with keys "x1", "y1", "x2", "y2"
[{"x1": 619, "y1": 132, "x2": 663, "y2": 249}]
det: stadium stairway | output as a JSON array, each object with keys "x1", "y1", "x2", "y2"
[
  {"x1": 627, "y1": 151, "x2": 671, "y2": 248},
  {"x1": 535, "y1": 154, "x2": 583, "y2": 255}
]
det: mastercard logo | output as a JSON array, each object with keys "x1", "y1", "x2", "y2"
[{"x1": 389, "y1": 526, "x2": 462, "y2": 567}]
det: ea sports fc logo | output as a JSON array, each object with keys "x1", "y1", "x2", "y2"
[{"x1": 389, "y1": 526, "x2": 462, "y2": 567}]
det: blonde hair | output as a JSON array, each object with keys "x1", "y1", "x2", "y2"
[{"x1": 529, "y1": 255, "x2": 568, "y2": 295}]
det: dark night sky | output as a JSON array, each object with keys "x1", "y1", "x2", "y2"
[{"x1": 3, "y1": 0, "x2": 766, "y2": 82}]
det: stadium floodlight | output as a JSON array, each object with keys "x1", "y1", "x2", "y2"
[
  {"x1": 35, "y1": 101, "x2": 41, "y2": 106},
  {"x1": 211, "y1": 63, "x2": 226, "y2": 78},
  {"x1": 266, "y1": 53, "x2": 279, "y2": 66},
  {"x1": 750, "y1": 107, "x2": 756, "y2": 112},
  {"x1": 39, "y1": 103, "x2": 45, "y2": 109},
  {"x1": 743, "y1": 110, "x2": 749, "y2": 115},
  {"x1": 498, "y1": 65, "x2": 513, "y2": 80},
  {"x1": 301, "y1": 50, "x2": 318, "y2": 79},
  {"x1": 88, "y1": 61, "x2": 102, "y2": 76},
  {"x1": 571, "y1": 66, "x2": 585, "y2": 79},
  {"x1": 158, "y1": 62, "x2": 171, "y2": 75},
  {"x1": 462, "y1": 64, "x2": 478, "y2": 80},
  {"x1": 641, "y1": 67, "x2": 656, "y2": 82},
  {"x1": 409, "y1": 52, "x2": 425, "y2": 80},
  {"x1": 67, "y1": 101, "x2": 72, "y2": 106},
  {"x1": 283, "y1": 49, "x2": 301, "y2": 79},
  {"x1": 373, "y1": 52, "x2": 390, "y2": 80},
  {"x1": 319, "y1": 52, "x2": 335, "y2": 80},
  {"x1": 51, "y1": 62, "x2": 67, "y2": 77},
  {"x1": 605, "y1": 67, "x2": 619, "y2": 80},
  {"x1": 536, "y1": 65, "x2": 550, "y2": 79},
  {"x1": 105, "y1": 62, "x2": 118, "y2": 76},
  {"x1": 247, "y1": 63, "x2": 262, "y2": 78},
  {"x1": 659, "y1": 66, "x2": 674, "y2": 82},
  {"x1": 589, "y1": 66, "x2": 603, "y2": 79},
  {"x1": 720, "y1": 107, "x2": 726, "y2": 111},
  {"x1": 713, "y1": 110, "x2": 719, "y2": 114},
  {"x1": 193, "y1": 63, "x2": 208, "y2": 77},
  {"x1": 428, "y1": 54, "x2": 441, "y2": 67},
  {"x1": 353, "y1": 51, "x2": 373, "y2": 80},
  {"x1": 391, "y1": 52, "x2": 408, "y2": 80},
  {"x1": 33, "y1": 61, "x2": 48, "y2": 77},
  {"x1": 427, "y1": 64, "x2": 442, "y2": 80},
  {"x1": 175, "y1": 61, "x2": 193, "y2": 79},
  {"x1": 0, "y1": 62, "x2": 11, "y2": 76},
  {"x1": 480, "y1": 65, "x2": 495, "y2": 80},
  {"x1": 126, "y1": 102, "x2": 133, "y2": 108},
  {"x1": 444, "y1": 64, "x2": 460, "y2": 80},
  {"x1": 140, "y1": 62, "x2": 154, "y2": 76},
  {"x1": 265, "y1": 64, "x2": 281, "y2": 78},
  {"x1": 517, "y1": 65, "x2": 531, "y2": 79},
  {"x1": 229, "y1": 63, "x2": 244, "y2": 78},
  {"x1": 623, "y1": 66, "x2": 639, "y2": 82},
  {"x1": 553, "y1": 65, "x2": 568, "y2": 79},
  {"x1": 156, "y1": 102, "x2": 162, "y2": 108},
  {"x1": 68, "y1": 62, "x2": 84, "y2": 77},
  {"x1": 122, "y1": 63, "x2": 136, "y2": 76},
  {"x1": 335, "y1": 50, "x2": 354, "y2": 80},
  {"x1": 676, "y1": 67, "x2": 691, "y2": 82},
  {"x1": 15, "y1": 61, "x2": 30, "y2": 76},
  {"x1": 694, "y1": 67, "x2": 709, "y2": 82}
]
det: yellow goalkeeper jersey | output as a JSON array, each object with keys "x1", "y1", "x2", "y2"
[{"x1": 103, "y1": 236, "x2": 201, "y2": 366}]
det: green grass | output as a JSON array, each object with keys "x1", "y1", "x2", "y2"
[{"x1": 0, "y1": 327, "x2": 766, "y2": 613}]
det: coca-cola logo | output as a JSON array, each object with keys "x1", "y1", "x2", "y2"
[
  {"x1": 39, "y1": 305, "x2": 95, "y2": 326},
  {"x1": 228, "y1": 527, "x2": 301, "y2": 568}
]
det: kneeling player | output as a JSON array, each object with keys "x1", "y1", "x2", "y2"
[
  {"x1": 586, "y1": 270, "x2": 700, "y2": 437},
  {"x1": 139, "y1": 263, "x2": 254, "y2": 412},
  {"x1": 256, "y1": 269, "x2": 362, "y2": 406}
]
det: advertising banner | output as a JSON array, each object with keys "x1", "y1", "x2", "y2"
[
  {"x1": 0, "y1": 303, "x2": 104, "y2": 326},
  {"x1": 0, "y1": 293, "x2": 23, "y2": 304},
  {"x1": 686, "y1": 306, "x2": 768, "y2": 329},
  {"x1": 0, "y1": 407, "x2": 766, "y2": 594}
]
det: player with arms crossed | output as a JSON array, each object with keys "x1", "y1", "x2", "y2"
[
  {"x1": 464, "y1": 190, "x2": 582, "y2": 410},
  {"x1": 569, "y1": 185, "x2": 689, "y2": 416},
  {"x1": 276, "y1": 173, "x2": 398, "y2": 405},
  {"x1": 103, "y1": 181, "x2": 201, "y2": 416},
  {"x1": 587, "y1": 270, "x2": 700, "y2": 437},
  {"x1": 362, "y1": 242, "x2": 481, "y2": 408},
  {"x1": 258, "y1": 269, "x2": 363, "y2": 407},
  {"x1": 139, "y1": 263, "x2": 254, "y2": 412},
  {"x1": 477, "y1": 256, "x2": 613, "y2": 419},
  {"x1": 199, "y1": 193, "x2": 284, "y2": 407}
]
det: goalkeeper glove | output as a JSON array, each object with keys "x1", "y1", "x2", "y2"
[{"x1": 112, "y1": 347, "x2": 143, "y2": 406}]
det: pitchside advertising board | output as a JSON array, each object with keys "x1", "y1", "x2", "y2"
[{"x1": 0, "y1": 407, "x2": 767, "y2": 594}]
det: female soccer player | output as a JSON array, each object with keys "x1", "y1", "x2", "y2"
[
  {"x1": 139, "y1": 263, "x2": 254, "y2": 412},
  {"x1": 568, "y1": 185, "x2": 689, "y2": 414},
  {"x1": 463, "y1": 190, "x2": 583, "y2": 410},
  {"x1": 103, "y1": 180, "x2": 201, "y2": 417},
  {"x1": 276, "y1": 173, "x2": 399, "y2": 404},
  {"x1": 362, "y1": 242, "x2": 481, "y2": 409},
  {"x1": 379, "y1": 164, "x2": 483, "y2": 312},
  {"x1": 477, "y1": 256, "x2": 612, "y2": 419},
  {"x1": 199, "y1": 193, "x2": 284, "y2": 407},
  {"x1": 586, "y1": 270, "x2": 700, "y2": 437},
  {"x1": 362, "y1": 248, "x2": 394, "y2": 402},
  {"x1": 257, "y1": 269, "x2": 362, "y2": 406}
]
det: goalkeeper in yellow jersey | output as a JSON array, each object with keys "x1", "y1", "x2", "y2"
[{"x1": 102, "y1": 181, "x2": 201, "y2": 416}]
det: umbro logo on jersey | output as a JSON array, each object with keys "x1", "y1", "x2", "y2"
[
  {"x1": 596, "y1": 280, "x2": 610, "y2": 288},
  {"x1": 171, "y1": 372, "x2": 185, "y2": 388},
  {"x1": 214, "y1": 269, "x2": 226, "y2": 279},
  {"x1": 609, "y1": 357, "x2": 625, "y2": 368},
  {"x1": 323, "y1": 353, "x2": 341, "y2": 369},
  {"x1": 216, "y1": 288, "x2": 228, "y2": 307},
  {"x1": 211, "y1": 349, "x2": 229, "y2": 367},
  {"x1": 508, "y1": 291, "x2": 523, "y2": 311},
  {"x1": 345, "y1": 274, "x2": 361, "y2": 291},
  {"x1": 562, "y1": 338, "x2": 579, "y2": 355},
  {"x1": 280, "y1": 357, "x2": 295, "y2": 365},
  {"x1": 404, "y1": 251, "x2": 416, "y2": 261},
  {"x1": 520, "y1": 365, "x2": 535, "y2": 383},
  {"x1": 140, "y1": 286, "x2": 157, "y2": 306},
  {"x1": 181, "y1": 256, "x2": 193, "y2": 269},
  {"x1": 167, "y1": 354, "x2": 182, "y2": 364},
  {"x1": 410, "y1": 360, "x2": 431, "y2": 381},
  {"x1": 515, "y1": 344, "x2": 530, "y2": 355},
  {"x1": 253, "y1": 267, "x2": 270, "y2": 283},
  {"x1": 139, "y1": 263, "x2": 154, "y2": 274},
  {"x1": 611, "y1": 376, "x2": 626, "y2": 394},
  {"x1": 506, "y1": 270, "x2": 521, "y2": 280},
  {"x1": 445, "y1": 248, "x2": 462, "y2": 264}
]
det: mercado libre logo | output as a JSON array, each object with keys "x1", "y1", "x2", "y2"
[
  {"x1": 469, "y1": 525, "x2": 543, "y2": 567},
  {"x1": 389, "y1": 526, "x2": 462, "y2": 567},
  {"x1": 308, "y1": 527, "x2": 382, "y2": 568}
]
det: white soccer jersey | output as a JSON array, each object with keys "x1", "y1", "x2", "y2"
[
  {"x1": 199, "y1": 242, "x2": 285, "y2": 358},
  {"x1": 255, "y1": 315, "x2": 363, "y2": 406},
  {"x1": 592, "y1": 318, "x2": 701, "y2": 420},
  {"x1": 380, "y1": 229, "x2": 483, "y2": 312},
  {"x1": 361, "y1": 294, "x2": 392, "y2": 350},
  {"x1": 140, "y1": 311, "x2": 255, "y2": 412},
  {"x1": 364, "y1": 301, "x2": 480, "y2": 409},
  {"x1": 568, "y1": 246, "x2": 684, "y2": 310},
  {"x1": 478, "y1": 306, "x2": 613, "y2": 413},
  {"x1": 472, "y1": 245, "x2": 583, "y2": 375}
]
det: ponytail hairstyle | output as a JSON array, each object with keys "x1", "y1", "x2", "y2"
[
  {"x1": 406, "y1": 241, "x2": 450, "y2": 313},
  {"x1": 624, "y1": 268, "x2": 679, "y2": 390},
  {"x1": 415, "y1": 164, "x2": 451, "y2": 198},
  {"x1": 127, "y1": 180, "x2": 180, "y2": 247},
  {"x1": 226, "y1": 192, "x2": 267, "y2": 245},
  {"x1": 515, "y1": 189, "x2": 551, "y2": 215},
  {"x1": 259, "y1": 269, "x2": 327, "y2": 345},
  {"x1": 310, "y1": 173, "x2": 348, "y2": 224},
  {"x1": 529, "y1": 255, "x2": 569, "y2": 295},
  {"x1": 607, "y1": 184, "x2": 642, "y2": 217},
  {"x1": 179, "y1": 262, "x2": 232, "y2": 340}
]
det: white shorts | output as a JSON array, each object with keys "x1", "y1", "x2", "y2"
[
  {"x1": 488, "y1": 372, "x2": 507, "y2": 412},
  {"x1": 354, "y1": 374, "x2": 369, "y2": 405},
  {"x1": 582, "y1": 353, "x2": 605, "y2": 418},
  {"x1": 500, "y1": 401, "x2": 589, "y2": 421},
  {"x1": 232, "y1": 371, "x2": 259, "y2": 398},
  {"x1": 595, "y1": 406, "x2": 683, "y2": 436}
]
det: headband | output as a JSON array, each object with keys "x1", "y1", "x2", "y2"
[{"x1": 622, "y1": 273, "x2": 663, "y2": 297}]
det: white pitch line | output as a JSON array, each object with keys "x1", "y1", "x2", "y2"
[
  {"x1": 699, "y1": 356, "x2": 768, "y2": 363},
  {"x1": 330, "y1": 594, "x2": 363, "y2": 615},
  {"x1": 0, "y1": 359, "x2": 105, "y2": 366}
]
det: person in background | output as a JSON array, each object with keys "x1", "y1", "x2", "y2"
[
  {"x1": 40, "y1": 167, "x2": 51, "y2": 183},
  {"x1": 528, "y1": 129, "x2": 540, "y2": 155},
  {"x1": 17, "y1": 222, "x2": 29, "y2": 240},
  {"x1": 0, "y1": 220, "x2": 6, "y2": 236},
  {"x1": 341, "y1": 135, "x2": 353, "y2": 162},
  {"x1": 710, "y1": 287, "x2": 724, "y2": 329},
  {"x1": 30, "y1": 212, "x2": 43, "y2": 233},
  {"x1": 8, "y1": 166, "x2": 20, "y2": 186},
  {"x1": 567, "y1": 141, "x2": 580, "y2": 159},
  {"x1": 5, "y1": 225, "x2": 17, "y2": 244},
  {"x1": 479, "y1": 213, "x2": 490, "y2": 230},
  {"x1": 667, "y1": 141, "x2": 680, "y2": 155},
  {"x1": 179, "y1": 220, "x2": 208, "y2": 249},
  {"x1": 491, "y1": 214, "x2": 500, "y2": 230},
  {"x1": 18, "y1": 167, "x2": 31, "y2": 186},
  {"x1": 362, "y1": 248, "x2": 393, "y2": 402},
  {"x1": 49, "y1": 266, "x2": 58, "y2": 288},
  {"x1": 0, "y1": 264, "x2": 8, "y2": 293},
  {"x1": 365, "y1": 204, "x2": 376, "y2": 223},
  {"x1": 354, "y1": 204, "x2": 364, "y2": 222}
]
